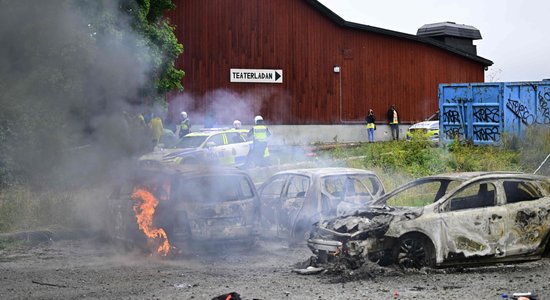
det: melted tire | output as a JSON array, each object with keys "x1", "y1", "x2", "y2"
[{"x1": 393, "y1": 234, "x2": 435, "y2": 269}]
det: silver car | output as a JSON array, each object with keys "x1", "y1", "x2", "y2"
[
  {"x1": 258, "y1": 168, "x2": 385, "y2": 243},
  {"x1": 308, "y1": 172, "x2": 550, "y2": 268}
]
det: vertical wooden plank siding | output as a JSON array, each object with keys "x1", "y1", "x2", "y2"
[{"x1": 166, "y1": 0, "x2": 486, "y2": 124}]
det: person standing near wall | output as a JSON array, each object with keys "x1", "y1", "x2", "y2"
[
  {"x1": 365, "y1": 109, "x2": 376, "y2": 143},
  {"x1": 387, "y1": 105, "x2": 400, "y2": 140}
]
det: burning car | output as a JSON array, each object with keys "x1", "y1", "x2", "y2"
[
  {"x1": 109, "y1": 164, "x2": 261, "y2": 255},
  {"x1": 257, "y1": 168, "x2": 385, "y2": 243},
  {"x1": 139, "y1": 128, "x2": 251, "y2": 166},
  {"x1": 307, "y1": 172, "x2": 550, "y2": 269}
]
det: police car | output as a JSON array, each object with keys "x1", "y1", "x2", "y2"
[
  {"x1": 406, "y1": 111, "x2": 439, "y2": 143},
  {"x1": 139, "y1": 128, "x2": 252, "y2": 166}
]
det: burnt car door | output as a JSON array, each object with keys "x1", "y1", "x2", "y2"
[
  {"x1": 438, "y1": 181, "x2": 507, "y2": 263},
  {"x1": 258, "y1": 174, "x2": 289, "y2": 232},
  {"x1": 279, "y1": 175, "x2": 311, "y2": 239},
  {"x1": 501, "y1": 179, "x2": 550, "y2": 257}
]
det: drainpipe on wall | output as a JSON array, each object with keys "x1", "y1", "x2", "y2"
[{"x1": 334, "y1": 64, "x2": 367, "y2": 124}]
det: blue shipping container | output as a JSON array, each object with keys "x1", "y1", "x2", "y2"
[{"x1": 439, "y1": 81, "x2": 550, "y2": 145}]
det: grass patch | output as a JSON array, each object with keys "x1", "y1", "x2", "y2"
[{"x1": 320, "y1": 138, "x2": 533, "y2": 189}]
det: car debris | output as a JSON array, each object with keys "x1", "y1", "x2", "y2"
[
  {"x1": 257, "y1": 168, "x2": 385, "y2": 243},
  {"x1": 308, "y1": 172, "x2": 550, "y2": 269}
]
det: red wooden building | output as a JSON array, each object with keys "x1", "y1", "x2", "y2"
[{"x1": 165, "y1": 0, "x2": 492, "y2": 125}]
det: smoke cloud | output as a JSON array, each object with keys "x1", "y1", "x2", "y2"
[{"x1": 0, "y1": 0, "x2": 154, "y2": 188}]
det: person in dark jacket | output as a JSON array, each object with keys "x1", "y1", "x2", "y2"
[
  {"x1": 365, "y1": 109, "x2": 376, "y2": 142},
  {"x1": 387, "y1": 105, "x2": 400, "y2": 140}
]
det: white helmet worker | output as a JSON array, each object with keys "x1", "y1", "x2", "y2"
[
  {"x1": 233, "y1": 119, "x2": 242, "y2": 129},
  {"x1": 181, "y1": 111, "x2": 187, "y2": 119},
  {"x1": 254, "y1": 115, "x2": 263, "y2": 124}
]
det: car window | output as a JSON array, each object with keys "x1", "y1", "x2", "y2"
[
  {"x1": 449, "y1": 182, "x2": 496, "y2": 211},
  {"x1": 226, "y1": 132, "x2": 245, "y2": 144},
  {"x1": 206, "y1": 134, "x2": 225, "y2": 147},
  {"x1": 504, "y1": 180, "x2": 545, "y2": 204},
  {"x1": 385, "y1": 181, "x2": 444, "y2": 207},
  {"x1": 175, "y1": 175, "x2": 254, "y2": 203},
  {"x1": 260, "y1": 175, "x2": 288, "y2": 198},
  {"x1": 176, "y1": 135, "x2": 208, "y2": 148},
  {"x1": 285, "y1": 175, "x2": 310, "y2": 198}
]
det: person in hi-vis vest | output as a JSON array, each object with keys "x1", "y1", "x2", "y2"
[
  {"x1": 387, "y1": 105, "x2": 400, "y2": 140},
  {"x1": 246, "y1": 115, "x2": 271, "y2": 167}
]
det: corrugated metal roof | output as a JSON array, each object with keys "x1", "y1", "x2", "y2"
[{"x1": 417, "y1": 22, "x2": 482, "y2": 40}]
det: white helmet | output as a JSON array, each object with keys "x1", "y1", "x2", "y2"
[
  {"x1": 233, "y1": 119, "x2": 241, "y2": 129},
  {"x1": 254, "y1": 115, "x2": 263, "y2": 124},
  {"x1": 181, "y1": 111, "x2": 187, "y2": 119}
]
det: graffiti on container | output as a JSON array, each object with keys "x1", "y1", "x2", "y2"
[
  {"x1": 473, "y1": 107, "x2": 500, "y2": 123},
  {"x1": 443, "y1": 109, "x2": 461, "y2": 123},
  {"x1": 473, "y1": 126, "x2": 500, "y2": 141},
  {"x1": 507, "y1": 91, "x2": 550, "y2": 125},
  {"x1": 506, "y1": 99, "x2": 535, "y2": 125},
  {"x1": 537, "y1": 92, "x2": 550, "y2": 124},
  {"x1": 444, "y1": 127, "x2": 463, "y2": 139}
]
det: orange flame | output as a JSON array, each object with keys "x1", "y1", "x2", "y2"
[{"x1": 131, "y1": 187, "x2": 171, "y2": 256}]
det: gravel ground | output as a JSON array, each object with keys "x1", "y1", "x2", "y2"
[{"x1": 0, "y1": 236, "x2": 549, "y2": 299}]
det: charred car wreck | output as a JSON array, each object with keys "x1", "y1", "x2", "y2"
[
  {"x1": 258, "y1": 168, "x2": 385, "y2": 243},
  {"x1": 308, "y1": 172, "x2": 550, "y2": 269},
  {"x1": 109, "y1": 164, "x2": 260, "y2": 255}
]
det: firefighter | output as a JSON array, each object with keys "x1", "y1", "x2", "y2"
[
  {"x1": 179, "y1": 111, "x2": 191, "y2": 138},
  {"x1": 246, "y1": 115, "x2": 271, "y2": 167}
]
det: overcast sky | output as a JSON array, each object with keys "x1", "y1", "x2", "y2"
[{"x1": 318, "y1": 0, "x2": 549, "y2": 82}]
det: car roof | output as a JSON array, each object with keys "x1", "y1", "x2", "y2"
[
  {"x1": 185, "y1": 128, "x2": 247, "y2": 137},
  {"x1": 418, "y1": 171, "x2": 547, "y2": 182},
  {"x1": 272, "y1": 167, "x2": 379, "y2": 177}
]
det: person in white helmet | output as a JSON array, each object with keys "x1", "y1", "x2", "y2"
[
  {"x1": 246, "y1": 115, "x2": 271, "y2": 167},
  {"x1": 179, "y1": 111, "x2": 191, "y2": 138},
  {"x1": 232, "y1": 119, "x2": 241, "y2": 130}
]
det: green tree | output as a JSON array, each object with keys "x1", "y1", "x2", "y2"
[{"x1": 0, "y1": 0, "x2": 184, "y2": 188}]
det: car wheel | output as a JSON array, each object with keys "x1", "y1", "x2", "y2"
[{"x1": 393, "y1": 234, "x2": 435, "y2": 269}]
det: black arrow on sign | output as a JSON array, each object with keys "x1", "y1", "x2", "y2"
[{"x1": 275, "y1": 71, "x2": 281, "y2": 81}]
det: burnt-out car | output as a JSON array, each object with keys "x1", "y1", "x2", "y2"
[
  {"x1": 257, "y1": 168, "x2": 385, "y2": 243},
  {"x1": 109, "y1": 164, "x2": 260, "y2": 254},
  {"x1": 307, "y1": 172, "x2": 550, "y2": 268}
]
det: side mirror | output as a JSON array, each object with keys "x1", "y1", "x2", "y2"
[{"x1": 206, "y1": 141, "x2": 216, "y2": 148}]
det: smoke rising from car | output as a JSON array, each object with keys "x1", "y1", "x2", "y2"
[{"x1": 0, "y1": 1, "x2": 162, "y2": 233}]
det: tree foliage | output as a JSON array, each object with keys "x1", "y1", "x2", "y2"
[{"x1": 0, "y1": 0, "x2": 184, "y2": 188}]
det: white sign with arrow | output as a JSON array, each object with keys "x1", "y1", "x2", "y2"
[{"x1": 230, "y1": 68, "x2": 283, "y2": 84}]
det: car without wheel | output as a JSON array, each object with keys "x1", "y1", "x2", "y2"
[{"x1": 307, "y1": 172, "x2": 550, "y2": 269}]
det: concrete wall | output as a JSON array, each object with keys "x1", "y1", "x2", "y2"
[{"x1": 190, "y1": 124, "x2": 409, "y2": 146}]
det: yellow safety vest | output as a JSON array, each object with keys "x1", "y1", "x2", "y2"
[
  {"x1": 253, "y1": 125, "x2": 268, "y2": 141},
  {"x1": 391, "y1": 111, "x2": 399, "y2": 124}
]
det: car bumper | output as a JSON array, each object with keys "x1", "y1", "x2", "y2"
[{"x1": 307, "y1": 238, "x2": 342, "y2": 253}]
